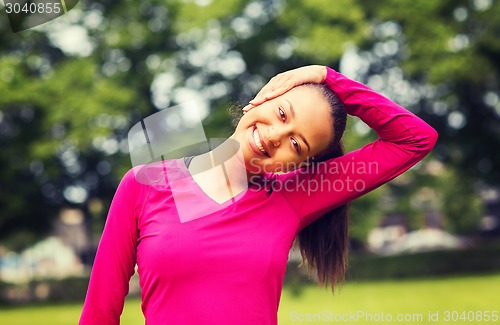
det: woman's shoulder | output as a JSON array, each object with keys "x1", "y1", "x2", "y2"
[{"x1": 124, "y1": 158, "x2": 187, "y2": 188}]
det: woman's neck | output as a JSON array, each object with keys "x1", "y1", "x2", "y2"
[{"x1": 187, "y1": 138, "x2": 250, "y2": 203}]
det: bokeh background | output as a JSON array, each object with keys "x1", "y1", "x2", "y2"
[{"x1": 1, "y1": 0, "x2": 499, "y2": 324}]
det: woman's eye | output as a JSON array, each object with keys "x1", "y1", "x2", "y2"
[
  {"x1": 278, "y1": 107, "x2": 286, "y2": 122},
  {"x1": 291, "y1": 138, "x2": 301, "y2": 154}
]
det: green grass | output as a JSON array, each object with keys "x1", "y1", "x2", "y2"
[
  {"x1": 280, "y1": 274, "x2": 499, "y2": 324},
  {"x1": 1, "y1": 274, "x2": 498, "y2": 324}
]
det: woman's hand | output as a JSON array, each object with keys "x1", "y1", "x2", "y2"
[{"x1": 243, "y1": 65, "x2": 327, "y2": 113}]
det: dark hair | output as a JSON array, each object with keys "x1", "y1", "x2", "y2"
[
  {"x1": 295, "y1": 83, "x2": 349, "y2": 293},
  {"x1": 230, "y1": 83, "x2": 349, "y2": 292}
]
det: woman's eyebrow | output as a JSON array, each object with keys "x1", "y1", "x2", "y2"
[{"x1": 284, "y1": 98, "x2": 311, "y2": 153}]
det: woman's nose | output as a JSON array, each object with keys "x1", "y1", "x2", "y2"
[{"x1": 268, "y1": 126, "x2": 285, "y2": 147}]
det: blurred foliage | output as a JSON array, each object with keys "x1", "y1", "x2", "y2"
[
  {"x1": 358, "y1": 0, "x2": 500, "y2": 180},
  {"x1": 438, "y1": 168, "x2": 484, "y2": 235},
  {"x1": 348, "y1": 242, "x2": 500, "y2": 280},
  {"x1": 0, "y1": 0, "x2": 499, "y2": 251}
]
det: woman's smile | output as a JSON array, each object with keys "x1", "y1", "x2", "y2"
[{"x1": 250, "y1": 125, "x2": 270, "y2": 157}]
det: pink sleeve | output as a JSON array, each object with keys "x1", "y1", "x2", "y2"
[
  {"x1": 279, "y1": 67, "x2": 438, "y2": 227},
  {"x1": 79, "y1": 169, "x2": 140, "y2": 325}
]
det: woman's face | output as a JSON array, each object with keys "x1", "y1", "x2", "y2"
[{"x1": 231, "y1": 86, "x2": 334, "y2": 174}]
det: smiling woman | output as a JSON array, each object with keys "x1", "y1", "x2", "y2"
[
  {"x1": 78, "y1": 65, "x2": 438, "y2": 325},
  {"x1": 233, "y1": 83, "x2": 340, "y2": 173}
]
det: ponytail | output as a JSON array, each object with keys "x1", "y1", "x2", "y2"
[
  {"x1": 295, "y1": 83, "x2": 349, "y2": 293},
  {"x1": 296, "y1": 142, "x2": 349, "y2": 292}
]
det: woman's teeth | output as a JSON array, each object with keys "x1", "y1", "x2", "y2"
[{"x1": 253, "y1": 128, "x2": 268, "y2": 156}]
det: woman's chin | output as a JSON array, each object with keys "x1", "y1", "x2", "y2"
[{"x1": 245, "y1": 159, "x2": 280, "y2": 175}]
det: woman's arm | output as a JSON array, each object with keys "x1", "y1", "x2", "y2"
[
  {"x1": 79, "y1": 169, "x2": 140, "y2": 325},
  {"x1": 252, "y1": 66, "x2": 438, "y2": 226}
]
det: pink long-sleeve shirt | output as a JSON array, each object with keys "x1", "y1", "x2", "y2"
[{"x1": 79, "y1": 67, "x2": 438, "y2": 325}]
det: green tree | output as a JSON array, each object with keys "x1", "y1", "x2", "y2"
[
  {"x1": 356, "y1": 0, "x2": 499, "y2": 237},
  {"x1": 2, "y1": 0, "x2": 497, "y2": 251}
]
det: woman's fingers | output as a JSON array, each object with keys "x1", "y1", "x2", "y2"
[
  {"x1": 242, "y1": 104, "x2": 254, "y2": 114},
  {"x1": 243, "y1": 80, "x2": 293, "y2": 114},
  {"x1": 250, "y1": 74, "x2": 296, "y2": 105},
  {"x1": 243, "y1": 66, "x2": 327, "y2": 113}
]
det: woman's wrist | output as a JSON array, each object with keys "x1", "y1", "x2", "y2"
[
  {"x1": 323, "y1": 66, "x2": 338, "y2": 85},
  {"x1": 318, "y1": 65, "x2": 328, "y2": 83},
  {"x1": 305, "y1": 65, "x2": 327, "y2": 83}
]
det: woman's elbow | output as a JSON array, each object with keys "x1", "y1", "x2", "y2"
[
  {"x1": 426, "y1": 125, "x2": 438, "y2": 150},
  {"x1": 418, "y1": 125, "x2": 439, "y2": 156}
]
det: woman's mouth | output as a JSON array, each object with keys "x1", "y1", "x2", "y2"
[{"x1": 252, "y1": 125, "x2": 269, "y2": 157}]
